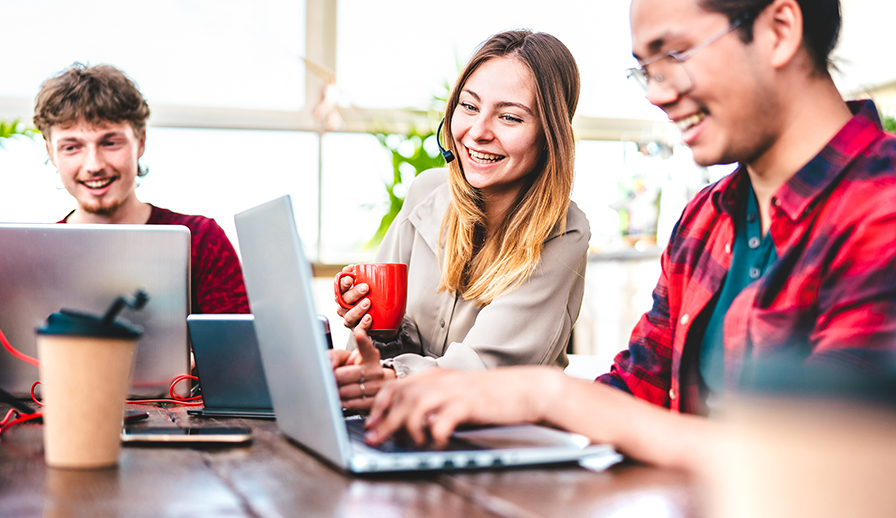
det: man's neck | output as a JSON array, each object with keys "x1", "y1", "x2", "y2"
[
  {"x1": 746, "y1": 76, "x2": 853, "y2": 236},
  {"x1": 68, "y1": 199, "x2": 152, "y2": 225}
]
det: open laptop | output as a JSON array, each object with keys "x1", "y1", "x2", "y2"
[
  {"x1": 234, "y1": 195, "x2": 620, "y2": 473},
  {"x1": 187, "y1": 314, "x2": 275, "y2": 419},
  {"x1": 0, "y1": 224, "x2": 190, "y2": 398}
]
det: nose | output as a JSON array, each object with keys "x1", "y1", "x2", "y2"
[
  {"x1": 467, "y1": 115, "x2": 494, "y2": 142},
  {"x1": 83, "y1": 145, "x2": 105, "y2": 174},
  {"x1": 645, "y1": 79, "x2": 680, "y2": 109}
]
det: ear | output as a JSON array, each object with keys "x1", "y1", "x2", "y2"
[
  {"x1": 45, "y1": 139, "x2": 56, "y2": 167},
  {"x1": 763, "y1": 0, "x2": 804, "y2": 70},
  {"x1": 137, "y1": 130, "x2": 146, "y2": 159}
]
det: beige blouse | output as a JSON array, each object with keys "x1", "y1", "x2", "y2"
[{"x1": 352, "y1": 168, "x2": 590, "y2": 378}]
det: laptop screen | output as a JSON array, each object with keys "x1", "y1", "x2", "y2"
[{"x1": 0, "y1": 224, "x2": 190, "y2": 397}]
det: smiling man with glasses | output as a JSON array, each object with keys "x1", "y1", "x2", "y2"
[
  {"x1": 362, "y1": 0, "x2": 896, "y2": 472},
  {"x1": 599, "y1": 0, "x2": 896, "y2": 417}
]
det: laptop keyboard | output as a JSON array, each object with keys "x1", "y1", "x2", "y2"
[{"x1": 345, "y1": 418, "x2": 484, "y2": 453}]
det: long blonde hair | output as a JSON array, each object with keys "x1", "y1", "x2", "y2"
[{"x1": 438, "y1": 30, "x2": 580, "y2": 305}]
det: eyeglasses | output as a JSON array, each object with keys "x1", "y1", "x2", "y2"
[{"x1": 626, "y1": 16, "x2": 747, "y2": 96}]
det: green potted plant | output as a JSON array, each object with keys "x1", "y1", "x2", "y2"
[{"x1": 0, "y1": 120, "x2": 38, "y2": 148}]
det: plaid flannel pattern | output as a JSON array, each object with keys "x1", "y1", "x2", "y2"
[{"x1": 597, "y1": 100, "x2": 896, "y2": 413}]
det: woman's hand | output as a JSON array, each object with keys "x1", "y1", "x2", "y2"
[
  {"x1": 364, "y1": 366, "x2": 566, "y2": 447},
  {"x1": 334, "y1": 265, "x2": 370, "y2": 330},
  {"x1": 332, "y1": 314, "x2": 396, "y2": 412}
]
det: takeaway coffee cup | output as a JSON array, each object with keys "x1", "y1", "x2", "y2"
[
  {"x1": 36, "y1": 296, "x2": 145, "y2": 469},
  {"x1": 334, "y1": 263, "x2": 408, "y2": 333}
]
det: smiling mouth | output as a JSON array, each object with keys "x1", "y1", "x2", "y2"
[
  {"x1": 81, "y1": 178, "x2": 115, "y2": 190},
  {"x1": 468, "y1": 148, "x2": 505, "y2": 164},
  {"x1": 675, "y1": 110, "x2": 708, "y2": 133}
]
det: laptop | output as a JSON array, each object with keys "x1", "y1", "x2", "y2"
[
  {"x1": 234, "y1": 195, "x2": 620, "y2": 473},
  {"x1": 0, "y1": 224, "x2": 190, "y2": 398},
  {"x1": 187, "y1": 314, "x2": 275, "y2": 419}
]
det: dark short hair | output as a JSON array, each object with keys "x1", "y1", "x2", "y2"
[
  {"x1": 699, "y1": 0, "x2": 841, "y2": 74},
  {"x1": 33, "y1": 63, "x2": 151, "y2": 140}
]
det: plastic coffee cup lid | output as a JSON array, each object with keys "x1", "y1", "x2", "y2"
[{"x1": 36, "y1": 309, "x2": 143, "y2": 339}]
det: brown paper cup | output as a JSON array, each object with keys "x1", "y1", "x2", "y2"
[{"x1": 37, "y1": 335, "x2": 137, "y2": 469}]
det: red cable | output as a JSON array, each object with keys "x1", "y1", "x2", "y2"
[
  {"x1": 127, "y1": 374, "x2": 203, "y2": 406},
  {"x1": 0, "y1": 409, "x2": 17, "y2": 427},
  {"x1": 30, "y1": 381, "x2": 42, "y2": 407},
  {"x1": 0, "y1": 412, "x2": 42, "y2": 435},
  {"x1": 0, "y1": 325, "x2": 39, "y2": 367}
]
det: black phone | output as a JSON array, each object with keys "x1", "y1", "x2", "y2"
[
  {"x1": 317, "y1": 314, "x2": 334, "y2": 349},
  {"x1": 121, "y1": 426, "x2": 252, "y2": 444}
]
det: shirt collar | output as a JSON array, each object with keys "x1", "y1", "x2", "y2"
[
  {"x1": 772, "y1": 99, "x2": 884, "y2": 221},
  {"x1": 713, "y1": 100, "x2": 884, "y2": 221}
]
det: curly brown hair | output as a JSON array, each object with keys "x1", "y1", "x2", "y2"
[{"x1": 33, "y1": 63, "x2": 150, "y2": 141}]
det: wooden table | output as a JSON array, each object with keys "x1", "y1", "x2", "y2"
[{"x1": 0, "y1": 404, "x2": 697, "y2": 517}]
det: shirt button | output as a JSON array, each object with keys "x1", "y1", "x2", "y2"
[
  {"x1": 724, "y1": 243, "x2": 731, "y2": 254},
  {"x1": 772, "y1": 197, "x2": 781, "y2": 206},
  {"x1": 439, "y1": 319, "x2": 445, "y2": 328},
  {"x1": 680, "y1": 314, "x2": 690, "y2": 326},
  {"x1": 669, "y1": 388, "x2": 677, "y2": 400},
  {"x1": 750, "y1": 267, "x2": 761, "y2": 279},
  {"x1": 748, "y1": 237, "x2": 760, "y2": 249},
  {"x1": 747, "y1": 212, "x2": 757, "y2": 223}
]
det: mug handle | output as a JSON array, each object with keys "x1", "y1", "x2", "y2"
[{"x1": 333, "y1": 272, "x2": 357, "y2": 310}]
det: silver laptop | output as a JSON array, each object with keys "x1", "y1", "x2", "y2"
[
  {"x1": 187, "y1": 314, "x2": 275, "y2": 419},
  {"x1": 0, "y1": 224, "x2": 190, "y2": 398},
  {"x1": 234, "y1": 195, "x2": 619, "y2": 473}
]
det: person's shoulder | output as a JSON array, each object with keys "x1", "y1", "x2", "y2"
[
  {"x1": 147, "y1": 205, "x2": 222, "y2": 234},
  {"x1": 565, "y1": 200, "x2": 589, "y2": 234},
  {"x1": 861, "y1": 131, "x2": 896, "y2": 173},
  {"x1": 405, "y1": 168, "x2": 449, "y2": 206}
]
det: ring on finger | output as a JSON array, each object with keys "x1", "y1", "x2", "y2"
[
  {"x1": 358, "y1": 366, "x2": 366, "y2": 384},
  {"x1": 359, "y1": 382, "x2": 366, "y2": 398}
]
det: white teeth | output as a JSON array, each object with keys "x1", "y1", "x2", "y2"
[
  {"x1": 676, "y1": 111, "x2": 706, "y2": 132},
  {"x1": 83, "y1": 178, "x2": 113, "y2": 189},
  {"x1": 468, "y1": 149, "x2": 504, "y2": 163}
]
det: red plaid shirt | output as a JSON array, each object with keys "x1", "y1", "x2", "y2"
[{"x1": 597, "y1": 100, "x2": 896, "y2": 413}]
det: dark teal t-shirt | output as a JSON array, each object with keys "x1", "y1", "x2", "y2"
[{"x1": 698, "y1": 184, "x2": 778, "y2": 399}]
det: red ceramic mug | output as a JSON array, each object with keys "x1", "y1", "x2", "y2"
[{"x1": 334, "y1": 263, "x2": 408, "y2": 333}]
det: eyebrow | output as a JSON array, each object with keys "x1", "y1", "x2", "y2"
[
  {"x1": 462, "y1": 88, "x2": 534, "y2": 116},
  {"x1": 632, "y1": 31, "x2": 673, "y2": 61},
  {"x1": 56, "y1": 131, "x2": 125, "y2": 145}
]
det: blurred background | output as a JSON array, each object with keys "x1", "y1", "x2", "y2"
[{"x1": 2, "y1": 0, "x2": 894, "y2": 364}]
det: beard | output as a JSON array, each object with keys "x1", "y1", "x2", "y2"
[{"x1": 80, "y1": 196, "x2": 124, "y2": 217}]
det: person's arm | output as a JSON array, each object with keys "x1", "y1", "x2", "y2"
[
  {"x1": 596, "y1": 223, "x2": 682, "y2": 407},
  {"x1": 364, "y1": 366, "x2": 719, "y2": 472},
  {"x1": 805, "y1": 192, "x2": 896, "y2": 365}
]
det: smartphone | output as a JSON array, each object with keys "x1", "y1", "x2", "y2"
[
  {"x1": 121, "y1": 426, "x2": 252, "y2": 444},
  {"x1": 317, "y1": 314, "x2": 334, "y2": 349}
]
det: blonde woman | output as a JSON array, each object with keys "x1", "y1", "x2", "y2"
[{"x1": 332, "y1": 30, "x2": 590, "y2": 411}]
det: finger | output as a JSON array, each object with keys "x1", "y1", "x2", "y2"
[
  {"x1": 342, "y1": 299, "x2": 371, "y2": 328},
  {"x1": 426, "y1": 401, "x2": 468, "y2": 448},
  {"x1": 334, "y1": 365, "x2": 358, "y2": 386},
  {"x1": 328, "y1": 349, "x2": 351, "y2": 369},
  {"x1": 402, "y1": 394, "x2": 442, "y2": 446},
  {"x1": 341, "y1": 379, "x2": 383, "y2": 400},
  {"x1": 366, "y1": 379, "x2": 398, "y2": 429},
  {"x1": 366, "y1": 381, "x2": 421, "y2": 444},
  {"x1": 340, "y1": 284, "x2": 369, "y2": 305},
  {"x1": 353, "y1": 317, "x2": 381, "y2": 365},
  {"x1": 342, "y1": 395, "x2": 374, "y2": 412}
]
